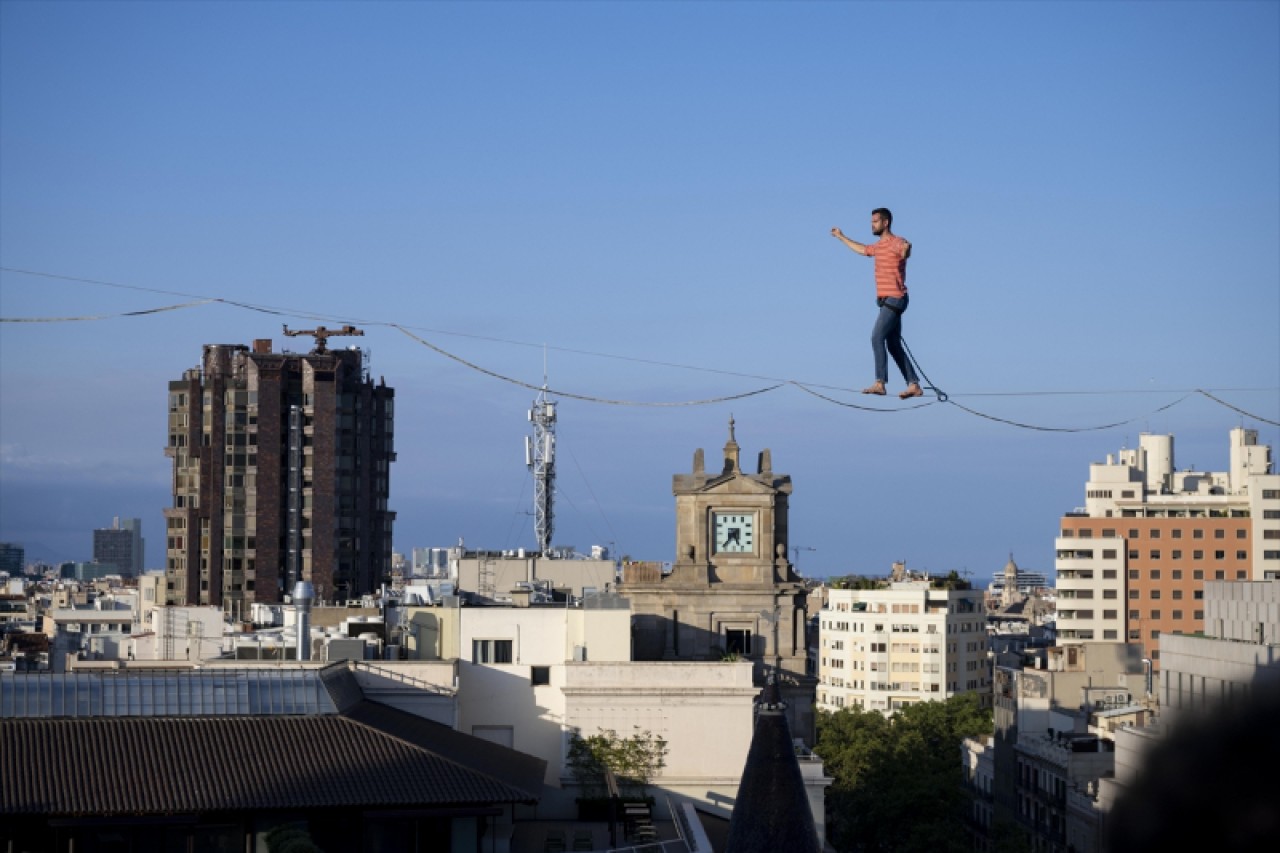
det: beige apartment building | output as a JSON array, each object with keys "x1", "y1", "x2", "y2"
[
  {"x1": 1055, "y1": 428, "x2": 1279, "y2": 667},
  {"x1": 817, "y1": 567, "x2": 989, "y2": 714}
]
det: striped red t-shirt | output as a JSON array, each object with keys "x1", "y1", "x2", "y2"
[{"x1": 866, "y1": 235, "x2": 908, "y2": 298}]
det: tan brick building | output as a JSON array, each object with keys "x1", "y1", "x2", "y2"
[{"x1": 1055, "y1": 428, "x2": 1279, "y2": 667}]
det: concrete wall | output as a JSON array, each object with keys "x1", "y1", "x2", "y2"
[{"x1": 559, "y1": 661, "x2": 759, "y2": 819}]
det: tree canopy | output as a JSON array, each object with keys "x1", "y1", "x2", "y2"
[{"x1": 816, "y1": 694, "x2": 992, "y2": 853}]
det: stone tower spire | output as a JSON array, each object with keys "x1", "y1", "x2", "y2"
[
  {"x1": 1002, "y1": 553, "x2": 1020, "y2": 608},
  {"x1": 723, "y1": 415, "x2": 741, "y2": 473}
]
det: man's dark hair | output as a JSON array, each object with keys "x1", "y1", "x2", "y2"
[{"x1": 872, "y1": 207, "x2": 893, "y2": 227}]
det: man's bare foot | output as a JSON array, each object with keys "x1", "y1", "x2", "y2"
[
  {"x1": 899, "y1": 383, "x2": 924, "y2": 399},
  {"x1": 862, "y1": 381, "x2": 886, "y2": 395}
]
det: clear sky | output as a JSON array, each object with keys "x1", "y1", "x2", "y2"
[{"x1": 2, "y1": 1, "x2": 1277, "y2": 581}]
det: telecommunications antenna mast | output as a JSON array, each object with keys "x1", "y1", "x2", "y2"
[{"x1": 525, "y1": 354, "x2": 556, "y2": 555}]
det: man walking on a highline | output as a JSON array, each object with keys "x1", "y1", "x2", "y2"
[{"x1": 831, "y1": 208, "x2": 924, "y2": 399}]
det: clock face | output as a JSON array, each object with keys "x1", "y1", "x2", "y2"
[{"x1": 713, "y1": 512, "x2": 755, "y2": 554}]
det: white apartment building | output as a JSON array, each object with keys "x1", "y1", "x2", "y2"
[{"x1": 817, "y1": 573, "x2": 989, "y2": 714}]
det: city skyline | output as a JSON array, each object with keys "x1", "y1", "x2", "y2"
[{"x1": 2, "y1": 2, "x2": 1277, "y2": 579}]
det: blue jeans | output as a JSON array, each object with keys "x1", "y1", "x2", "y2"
[{"x1": 871, "y1": 295, "x2": 919, "y2": 385}]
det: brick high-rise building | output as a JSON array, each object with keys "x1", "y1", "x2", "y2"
[
  {"x1": 1055, "y1": 428, "x2": 1279, "y2": 668},
  {"x1": 164, "y1": 332, "x2": 395, "y2": 616}
]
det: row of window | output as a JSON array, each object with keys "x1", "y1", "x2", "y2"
[
  {"x1": 1129, "y1": 609, "x2": 1202, "y2": 621},
  {"x1": 1129, "y1": 549, "x2": 1247, "y2": 561},
  {"x1": 1065, "y1": 527, "x2": 1248, "y2": 539},
  {"x1": 1128, "y1": 588, "x2": 1204, "y2": 600}
]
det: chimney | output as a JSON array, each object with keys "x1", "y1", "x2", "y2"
[{"x1": 293, "y1": 581, "x2": 315, "y2": 661}]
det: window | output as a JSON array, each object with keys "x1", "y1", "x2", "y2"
[
  {"x1": 1104, "y1": 589, "x2": 1118, "y2": 599},
  {"x1": 1237, "y1": 551, "x2": 1248, "y2": 560},
  {"x1": 726, "y1": 628, "x2": 754, "y2": 655},
  {"x1": 1194, "y1": 610, "x2": 1204, "y2": 620},
  {"x1": 1172, "y1": 529, "x2": 1182, "y2": 539},
  {"x1": 1150, "y1": 529, "x2": 1161, "y2": 539},
  {"x1": 1172, "y1": 590, "x2": 1183, "y2": 600},
  {"x1": 1128, "y1": 529, "x2": 1139, "y2": 538},
  {"x1": 1264, "y1": 490, "x2": 1280, "y2": 500},
  {"x1": 1128, "y1": 609, "x2": 1139, "y2": 620},
  {"x1": 473, "y1": 639, "x2": 513, "y2": 664},
  {"x1": 1236, "y1": 570, "x2": 1247, "y2": 579},
  {"x1": 1193, "y1": 530, "x2": 1204, "y2": 539},
  {"x1": 1129, "y1": 569, "x2": 1140, "y2": 579},
  {"x1": 1151, "y1": 589, "x2": 1162, "y2": 599},
  {"x1": 1214, "y1": 529, "x2": 1225, "y2": 539},
  {"x1": 531, "y1": 666, "x2": 551, "y2": 686},
  {"x1": 1150, "y1": 550, "x2": 1161, "y2": 560},
  {"x1": 1172, "y1": 610, "x2": 1183, "y2": 620},
  {"x1": 1193, "y1": 569, "x2": 1204, "y2": 580},
  {"x1": 1128, "y1": 551, "x2": 1139, "y2": 560},
  {"x1": 1103, "y1": 528, "x2": 1116, "y2": 538},
  {"x1": 1103, "y1": 610, "x2": 1117, "y2": 620},
  {"x1": 1103, "y1": 552, "x2": 1117, "y2": 561},
  {"x1": 1150, "y1": 569, "x2": 1161, "y2": 579},
  {"x1": 1172, "y1": 569, "x2": 1182, "y2": 579},
  {"x1": 1128, "y1": 629, "x2": 1140, "y2": 640},
  {"x1": 1215, "y1": 570, "x2": 1225, "y2": 579},
  {"x1": 1104, "y1": 630, "x2": 1118, "y2": 640},
  {"x1": 1214, "y1": 551, "x2": 1225, "y2": 560},
  {"x1": 1194, "y1": 589, "x2": 1203, "y2": 600},
  {"x1": 1194, "y1": 550, "x2": 1204, "y2": 560},
  {"x1": 1129, "y1": 590, "x2": 1139, "y2": 599},
  {"x1": 1172, "y1": 551, "x2": 1182, "y2": 560},
  {"x1": 1238, "y1": 530, "x2": 1249, "y2": 539}
]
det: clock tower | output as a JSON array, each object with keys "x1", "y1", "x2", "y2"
[{"x1": 620, "y1": 419, "x2": 816, "y2": 740}]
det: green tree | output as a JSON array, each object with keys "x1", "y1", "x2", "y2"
[
  {"x1": 567, "y1": 727, "x2": 668, "y2": 800},
  {"x1": 816, "y1": 694, "x2": 992, "y2": 853}
]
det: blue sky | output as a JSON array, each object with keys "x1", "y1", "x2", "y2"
[{"x1": 2, "y1": 1, "x2": 1277, "y2": 580}]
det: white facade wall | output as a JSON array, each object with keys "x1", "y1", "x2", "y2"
[
  {"x1": 560, "y1": 661, "x2": 760, "y2": 819},
  {"x1": 1203, "y1": 579, "x2": 1280, "y2": 643},
  {"x1": 1054, "y1": 536, "x2": 1124, "y2": 642},
  {"x1": 1158, "y1": 632, "x2": 1280, "y2": 726},
  {"x1": 962, "y1": 735, "x2": 995, "y2": 841},
  {"x1": 817, "y1": 583, "x2": 988, "y2": 714},
  {"x1": 1249, "y1": 474, "x2": 1280, "y2": 579}
]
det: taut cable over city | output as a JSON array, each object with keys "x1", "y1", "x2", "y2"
[{"x1": 2, "y1": 265, "x2": 1277, "y2": 430}]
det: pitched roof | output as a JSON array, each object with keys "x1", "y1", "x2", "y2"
[
  {"x1": 725, "y1": 682, "x2": 820, "y2": 853},
  {"x1": 0, "y1": 664, "x2": 545, "y2": 817},
  {"x1": 1, "y1": 713, "x2": 539, "y2": 817}
]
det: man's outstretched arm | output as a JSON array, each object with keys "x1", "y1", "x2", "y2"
[{"x1": 830, "y1": 227, "x2": 869, "y2": 255}]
